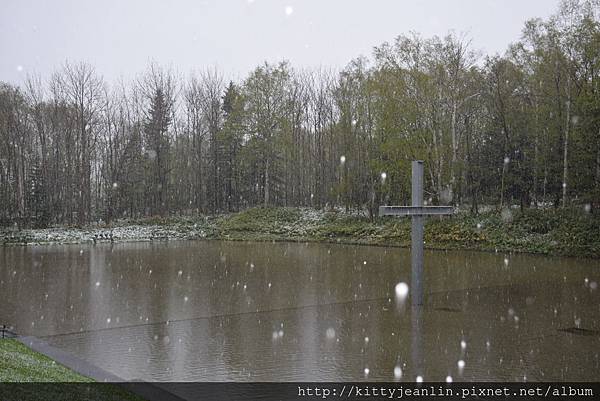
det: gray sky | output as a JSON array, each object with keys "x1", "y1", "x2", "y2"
[{"x1": 1, "y1": 0, "x2": 561, "y2": 85}]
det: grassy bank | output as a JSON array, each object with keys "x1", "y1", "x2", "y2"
[
  {"x1": 2, "y1": 207, "x2": 599, "y2": 258},
  {"x1": 0, "y1": 339, "x2": 142, "y2": 400},
  {"x1": 215, "y1": 207, "x2": 600, "y2": 258},
  {"x1": 0, "y1": 339, "x2": 90, "y2": 382}
]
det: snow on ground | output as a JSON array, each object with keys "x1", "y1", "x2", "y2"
[{"x1": 0, "y1": 224, "x2": 211, "y2": 246}]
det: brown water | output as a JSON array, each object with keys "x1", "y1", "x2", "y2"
[{"x1": 1, "y1": 241, "x2": 599, "y2": 382}]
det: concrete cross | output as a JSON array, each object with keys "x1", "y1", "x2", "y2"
[{"x1": 379, "y1": 160, "x2": 454, "y2": 306}]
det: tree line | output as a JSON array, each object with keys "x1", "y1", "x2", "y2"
[{"x1": 1, "y1": 0, "x2": 599, "y2": 227}]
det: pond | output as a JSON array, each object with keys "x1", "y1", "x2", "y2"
[{"x1": 1, "y1": 240, "x2": 599, "y2": 382}]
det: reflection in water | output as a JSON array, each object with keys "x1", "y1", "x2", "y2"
[
  {"x1": 411, "y1": 306, "x2": 423, "y2": 380},
  {"x1": 1, "y1": 241, "x2": 599, "y2": 381}
]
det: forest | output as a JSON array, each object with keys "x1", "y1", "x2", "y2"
[{"x1": 1, "y1": 0, "x2": 599, "y2": 228}]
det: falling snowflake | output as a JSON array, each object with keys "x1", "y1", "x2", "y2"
[
  {"x1": 285, "y1": 5, "x2": 293, "y2": 16},
  {"x1": 326, "y1": 328, "x2": 336, "y2": 340},
  {"x1": 395, "y1": 282, "x2": 409, "y2": 299}
]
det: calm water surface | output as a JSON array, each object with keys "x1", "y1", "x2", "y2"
[{"x1": 1, "y1": 240, "x2": 599, "y2": 382}]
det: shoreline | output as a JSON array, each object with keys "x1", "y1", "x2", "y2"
[{"x1": 2, "y1": 206, "x2": 599, "y2": 259}]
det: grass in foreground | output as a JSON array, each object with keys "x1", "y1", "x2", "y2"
[
  {"x1": 0, "y1": 339, "x2": 144, "y2": 401},
  {"x1": 0, "y1": 339, "x2": 91, "y2": 382}
]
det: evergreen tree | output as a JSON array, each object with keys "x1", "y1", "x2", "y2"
[{"x1": 144, "y1": 88, "x2": 172, "y2": 216}]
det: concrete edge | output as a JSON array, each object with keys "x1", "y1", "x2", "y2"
[{"x1": 16, "y1": 336, "x2": 186, "y2": 401}]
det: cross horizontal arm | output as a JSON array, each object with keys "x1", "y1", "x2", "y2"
[{"x1": 379, "y1": 205, "x2": 454, "y2": 216}]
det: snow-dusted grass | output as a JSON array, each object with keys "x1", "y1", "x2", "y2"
[
  {"x1": 0, "y1": 339, "x2": 90, "y2": 382},
  {"x1": 0, "y1": 223, "x2": 214, "y2": 246},
  {"x1": 0, "y1": 339, "x2": 144, "y2": 400},
  {"x1": 2, "y1": 207, "x2": 599, "y2": 257}
]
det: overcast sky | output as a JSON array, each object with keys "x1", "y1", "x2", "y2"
[{"x1": 1, "y1": 0, "x2": 561, "y2": 85}]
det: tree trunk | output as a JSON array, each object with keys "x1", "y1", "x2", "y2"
[
  {"x1": 562, "y1": 76, "x2": 570, "y2": 208},
  {"x1": 500, "y1": 162, "x2": 506, "y2": 209},
  {"x1": 532, "y1": 105, "x2": 540, "y2": 207},
  {"x1": 596, "y1": 129, "x2": 600, "y2": 193},
  {"x1": 264, "y1": 157, "x2": 270, "y2": 207},
  {"x1": 450, "y1": 101, "x2": 457, "y2": 203}
]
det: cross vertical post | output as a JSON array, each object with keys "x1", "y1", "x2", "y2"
[
  {"x1": 411, "y1": 161, "x2": 424, "y2": 306},
  {"x1": 379, "y1": 160, "x2": 453, "y2": 307}
]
